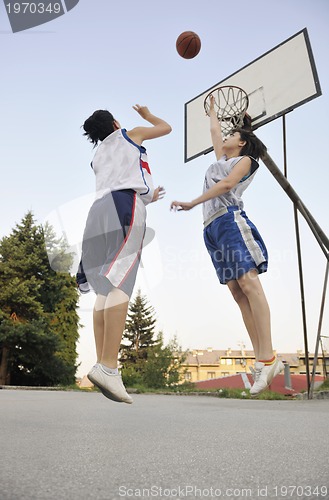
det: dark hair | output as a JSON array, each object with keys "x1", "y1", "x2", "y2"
[
  {"x1": 233, "y1": 127, "x2": 267, "y2": 161},
  {"x1": 83, "y1": 110, "x2": 116, "y2": 146}
]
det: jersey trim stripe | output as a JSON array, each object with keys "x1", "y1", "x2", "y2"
[
  {"x1": 103, "y1": 194, "x2": 146, "y2": 287},
  {"x1": 233, "y1": 210, "x2": 266, "y2": 266},
  {"x1": 138, "y1": 152, "x2": 150, "y2": 196},
  {"x1": 121, "y1": 128, "x2": 146, "y2": 153},
  {"x1": 118, "y1": 241, "x2": 143, "y2": 288},
  {"x1": 103, "y1": 192, "x2": 136, "y2": 281},
  {"x1": 121, "y1": 128, "x2": 150, "y2": 196}
]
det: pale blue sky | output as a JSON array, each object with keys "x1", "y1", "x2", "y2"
[{"x1": 1, "y1": 0, "x2": 328, "y2": 377}]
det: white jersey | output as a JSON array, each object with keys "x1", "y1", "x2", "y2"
[
  {"x1": 91, "y1": 128, "x2": 154, "y2": 205},
  {"x1": 202, "y1": 155, "x2": 259, "y2": 224}
]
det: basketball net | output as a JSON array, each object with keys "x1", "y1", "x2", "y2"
[{"x1": 204, "y1": 86, "x2": 249, "y2": 136}]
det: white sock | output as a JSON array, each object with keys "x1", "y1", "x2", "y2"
[{"x1": 100, "y1": 363, "x2": 119, "y2": 375}]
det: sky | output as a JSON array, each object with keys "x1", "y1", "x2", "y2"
[{"x1": 1, "y1": 0, "x2": 329, "y2": 378}]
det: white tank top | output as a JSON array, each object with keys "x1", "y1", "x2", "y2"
[
  {"x1": 91, "y1": 128, "x2": 154, "y2": 205},
  {"x1": 202, "y1": 155, "x2": 259, "y2": 224}
]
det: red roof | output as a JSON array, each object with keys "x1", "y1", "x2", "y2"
[{"x1": 194, "y1": 373, "x2": 324, "y2": 395}]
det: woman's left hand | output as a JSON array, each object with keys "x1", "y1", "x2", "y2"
[{"x1": 152, "y1": 186, "x2": 166, "y2": 202}]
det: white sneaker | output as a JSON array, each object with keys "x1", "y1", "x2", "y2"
[
  {"x1": 250, "y1": 358, "x2": 284, "y2": 396},
  {"x1": 87, "y1": 364, "x2": 133, "y2": 404}
]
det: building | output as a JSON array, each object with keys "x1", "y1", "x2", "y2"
[{"x1": 180, "y1": 348, "x2": 328, "y2": 383}]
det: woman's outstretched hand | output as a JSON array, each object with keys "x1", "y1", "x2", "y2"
[
  {"x1": 170, "y1": 200, "x2": 195, "y2": 211},
  {"x1": 132, "y1": 104, "x2": 151, "y2": 119}
]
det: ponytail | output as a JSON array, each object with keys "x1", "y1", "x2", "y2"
[
  {"x1": 233, "y1": 127, "x2": 267, "y2": 161},
  {"x1": 83, "y1": 110, "x2": 116, "y2": 146}
]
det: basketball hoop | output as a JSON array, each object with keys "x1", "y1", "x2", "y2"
[{"x1": 204, "y1": 85, "x2": 249, "y2": 136}]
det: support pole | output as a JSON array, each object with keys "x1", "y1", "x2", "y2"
[
  {"x1": 261, "y1": 151, "x2": 329, "y2": 258},
  {"x1": 309, "y1": 261, "x2": 329, "y2": 398},
  {"x1": 282, "y1": 114, "x2": 288, "y2": 178},
  {"x1": 293, "y1": 205, "x2": 311, "y2": 396},
  {"x1": 261, "y1": 149, "x2": 329, "y2": 398}
]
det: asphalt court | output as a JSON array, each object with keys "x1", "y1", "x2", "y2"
[{"x1": 0, "y1": 390, "x2": 328, "y2": 500}]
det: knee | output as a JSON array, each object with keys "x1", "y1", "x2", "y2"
[
  {"x1": 105, "y1": 288, "x2": 129, "y2": 308},
  {"x1": 229, "y1": 286, "x2": 246, "y2": 305},
  {"x1": 94, "y1": 294, "x2": 107, "y2": 312},
  {"x1": 238, "y1": 272, "x2": 262, "y2": 298},
  {"x1": 238, "y1": 280, "x2": 251, "y2": 296}
]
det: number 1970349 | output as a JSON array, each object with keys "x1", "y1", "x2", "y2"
[{"x1": 5, "y1": 3, "x2": 62, "y2": 14}]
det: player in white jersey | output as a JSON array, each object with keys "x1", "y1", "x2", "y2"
[
  {"x1": 78, "y1": 104, "x2": 171, "y2": 403},
  {"x1": 171, "y1": 95, "x2": 283, "y2": 396}
]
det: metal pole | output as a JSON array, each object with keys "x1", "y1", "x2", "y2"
[
  {"x1": 293, "y1": 204, "x2": 311, "y2": 397},
  {"x1": 284, "y1": 363, "x2": 292, "y2": 390},
  {"x1": 281, "y1": 116, "x2": 310, "y2": 397},
  {"x1": 259, "y1": 129, "x2": 329, "y2": 399},
  {"x1": 282, "y1": 115, "x2": 288, "y2": 178},
  {"x1": 309, "y1": 262, "x2": 329, "y2": 398},
  {"x1": 295, "y1": 200, "x2": 328, "y2": 259},
  {"x1": 261, "y1": 151, "x2": 329, "y2": 257},
  {"x1": 320, "y1": 337, "x2": 328, "y2": 379}
]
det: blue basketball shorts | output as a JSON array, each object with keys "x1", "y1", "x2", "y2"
[
  {"x1": 203, "y1": 206, "x2": 268, "y2": 285},
  {"x1": 77, "y1": 189, "x2": 146, "y2": 297}
]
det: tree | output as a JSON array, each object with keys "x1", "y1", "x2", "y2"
[
  {"x1": 121, "y1": 288, "x2": 159, "y2": 363},
  {"x1": 0, "y1": 212, "x2": 79, "y2": 386},
  {"x1": 0, "y1": 317, "x2": 74, "y2": 386},
  {"x1": 120, "y1": 289, "x2": 187, "y2": 388},
  {"x1": 42, "y1": 222, "x2": 80, "y2": 375},
  {"x1": 141, "y1": 333, "x2": 187, "y2": 389}
]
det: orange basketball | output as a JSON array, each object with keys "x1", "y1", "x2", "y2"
[{"x1": 176, "y1": 31, "x2": 201, "y2": 59}]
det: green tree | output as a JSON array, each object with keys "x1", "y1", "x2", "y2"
[
  {"x1": 42, "y1": 222, "x2": 80, "y2": 375},
  {"x1": 0, "y1": 317, "x2": 74, "y2": 386},
  {"x1": 121, "y1": 288, "x2": 159, "y2": 362},
  {"x1": 141, "y1": 333, "x2": 187, "y2": 389},
  {"x1": 120, "y1": 290, "x2": 187, "y2": 389},
  {"x1": 0, "y1": 212, "x2": 79, "y2": 386}
]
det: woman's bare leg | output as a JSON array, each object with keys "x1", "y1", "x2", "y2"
[
  {"x1": 227, "y1": 279, "x2": 260, "y2": 360},
  {"x1": 237, "y1": 269, "x2": 273, "y2": 361},
  {"x1": 100, "y1": 288, "x2": 129, "y2": 368}
]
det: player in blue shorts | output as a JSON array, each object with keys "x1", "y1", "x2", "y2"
[
  {"x1": 171, "y1": 95, "x2": 283, "y2": 396},
  {"x1": 77, "y1": 104, "x2": 171, "y2": 403}
]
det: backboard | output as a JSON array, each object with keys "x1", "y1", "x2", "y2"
[{"x1": 185, "y1": 28, "x2": 321, "y2": 163}]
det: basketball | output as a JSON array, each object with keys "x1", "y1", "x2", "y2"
[{"x1": 176, "y1": 31, "x2": 201, "y2": 59}]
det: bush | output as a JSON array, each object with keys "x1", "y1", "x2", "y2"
[
  {"x1": 318, "y1": 378, "x2": 329, "y2": 391},
  {"x1": 121, "y1": 363, "x2": 144, "y2": 387},
  {"x1": 254, "y1": 390, "x2": 286, "y2": 400}
]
